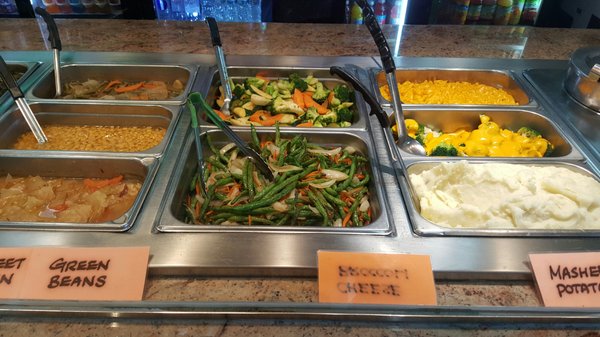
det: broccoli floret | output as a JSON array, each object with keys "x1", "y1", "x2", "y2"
[
  {"x1": 289, "y1": 73, "x2": 308, "y2": 92},
  {"x1": 430, "y1": 142, "x2": 458, "y2": 156},
  {"x1": 544, "y1": 142, "x2": 554, "y2": 157},
  {"x1": 305, "y1": 106, "x2": 320, "y2": 121},
  {"x1": 415, "y1": 124, "x2": 426, "y2": 145},
  {"x1": 273, "y1": 96, "x2": 304, "y2": 115},
  {"x1": 333, "y1": 84, "x2": 353, "y2": 102},
  {"x1": 517, "y1": 126, "x2": 541, "y2": 138},
  {"x1": 264, "y1": 82, "x2": 279, "y2": 98},
  {"x1": 232, "y1": 84, "x2": 246, "y2": 98},
  {"x1": 339, "y1": 121, "x2": 351, "y2": 128},
  {"x1": 276, "y1": 79, "x2": 293, "y2": 92},
  {"x1": 312, "y1": 82, "x2": 330, "y2": 103},
  {"x1": 244, "y1": 77, "x2": 266, "y2": 90},
  {"x1": 336, "y1": 107, "x2": 353, "y2": 123},
  {"x1": 319, "y1": 111, "x2": 338, "y2": 125}
]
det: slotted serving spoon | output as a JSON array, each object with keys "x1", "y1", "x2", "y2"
[
  {"x1": 355, "y1": 0, "x2": 426, "y2": 156},
  {"x1": 34, "y1": 7, "x2": 62, "y2": 97}
]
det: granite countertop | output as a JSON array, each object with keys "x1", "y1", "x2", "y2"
[{"x1": 1, "y1": 18, "x2": 600, "y2": 337}]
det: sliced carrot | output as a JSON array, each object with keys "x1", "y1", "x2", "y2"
[
  {"x1": 104, "y1": 80, "x2": 122, "y2": 91},
  {"x1": 303, "y1": 94, "x2": 328, "y2": 114},
  {"x1": 249, "y1": 110, "x2": 270, "y2": 123},
  {"x1": 195, "y1": 201, "x2": 201, "y2": 217},
  {"x1": 215, "y1": 109, "x2": 231, "y2": 120},
  {"x1": 49, "y1": 203, "x2": 68, "y2": 212},
  {"x1": 195, "y1": 182, "x2": 201, "y2": 196},
  {"x1": 355, "y1": 173, "x2": 365, "y2": 180},
  {"x1": 342, "y1": 211, "x2": 352, "y2": 227},
  {"x1": 322, "y1": 91, "x2": 335, "y2": 109},
  {"x1": 248, "y1": 215, "x2": 252, "y2": 226},
  {"x1": 292, "y1": 89, "x2": 306, "y2": 109},
  {"x1": 84, "y1": 175, "x2": 124, "y2": 191},
  {"x1": 115, "y1": 82, "x2": 144, "y2": 93},
  {"x1": 260, "y1": 114, "x2": 284, "y2": 126},
  {"x1": 296, "y1": 121, "x2": 314, "y2": 128}
]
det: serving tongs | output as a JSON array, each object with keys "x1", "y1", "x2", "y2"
[
  {"x1": 188, "y1": 92, "x2": 274, "y2": 182},
  {"x1": 0, "y1": 56, "x2": 48, "y2": 144},
  {"x1": 355, "y1": 0, "x2": 425, "y2": 156},
  {"x1": 206, "y1": 17, "x2": 233, "y2": 116},
  {"x1": 34, "y1": 7, "x2": 62, "y2": 97},
  {"x1": 330, "y1": 66, "x2": 419, "y2": 207}
]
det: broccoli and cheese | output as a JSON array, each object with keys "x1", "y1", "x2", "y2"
[
  {"x1": 380, "y1": 80, "x2": 518, "y2": 105},
  {"x1": 394, "y1": 114, "x2": 554, "y2": 157},
  {"x1": 212, "y1": 73, "x2": 355, "y2": 128}
]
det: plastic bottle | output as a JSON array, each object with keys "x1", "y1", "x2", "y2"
[
  {"x1": 374, "y1": 0, "x2": 386, "y2": 24},
  {"x1": 508, "y1": 0, "x2": 524, "y2": 25},
  {"x1": 350, "y1": 1, "x2": 363, "y2": 24},
  {"x1": 81, "y1": 0, "x2": 95, "y2": 13},
  {"x1": 55, "y1": 0, "x2": 72, "y2": 13},
  {"x1": 493, "y1": 0, "x2": 512, "y2": 25},
  {"x1": 479, "y1": 0, "x2": 496, "y2": 24},
  {"x1": 466, "y1": 0, "x2": 482, "y2": 24},
  {"x1": 388, "y1": 0, "x2": 402, "y2": 25},
  {"x1": 68, "y1": 0, "x2": 86, "y2": 13},
  {"x1": 109, "y1": 0, "x2": 123, "y2": 16},
  {"x1": 451, "y1": 0, "x2": 470, "y2": 24},
  {"x1": 41, "y1": 0, "x2": 61, "y2": 13},
  {"x1": 520, "y1": 0, "x2": 540, "y2": 25}
]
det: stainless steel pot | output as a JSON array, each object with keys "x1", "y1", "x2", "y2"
[{"x1": 564, "y1": 46, "x2": 600, "y2": 112}]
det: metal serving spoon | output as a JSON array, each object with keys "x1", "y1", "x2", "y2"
[
  {"x1": 355, "y1": 0, "x2": 426, "y2": 156},
  {"x1": 206, "y1": 17, "x2": 233, "y2": 117},
  {"x1": 34, "y1": 7, "x2": 62, "y2": 98},
  {"x1": 330, "y1": 66, "x2": 420, "y2": 207},
  {"x1": 0, "y1": 56, "x2": 48, "y2": 144}
]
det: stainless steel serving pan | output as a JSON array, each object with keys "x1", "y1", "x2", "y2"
[
  {"x1": 0, "y1": 155, "x2": 158, "y2": 232},
  {"x1": 371, "y1": 68, "x2": 534, "y2": 108},
  {"x1": 26, "y1": 63, "x2": 196, "y2": 105},
  {"x1": 0, "y1": 102, "x2": 180, "y2": 158},
  {"x1": 204, "y1": 67, "x2": 368, "y2": 130},
  {"x1": 390, "y1": 108, "x2": 581, "y2": 160},
  {"x1": 0, "y1": 61, "x2": 41, "y2": 112},
  {"x1": 402, "y1": 159, "x2": 600, "y2": 237},
  {"x1": 155, "y1": 128, "x2": 391, "y2": 234},
  {"x1": 564, "y1": 46, "x2": 600, "y2": 112}
]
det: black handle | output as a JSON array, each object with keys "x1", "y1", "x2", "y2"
[
  {"x1": 34, "y1": 7, "x2": 62, "y2": 51},
  {"x1": 330, "y1": 66, "x2": 389, "y2": 128},
  {"x1": 355, "y1": 0, "x2": 395, "y2": 74},
  {"x1": 206, "y1": 17, "x2": 222, "y2": 47},
  {"x1": 0, "y1": 55, "x2": 24, "y2": 99}
]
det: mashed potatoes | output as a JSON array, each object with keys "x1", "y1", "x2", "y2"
[{"x1": 409, "y1": 161, "x2": 600, "y2": 230}]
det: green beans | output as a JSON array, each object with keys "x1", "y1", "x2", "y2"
[{"x1": 184, "y1": 126, "x2": 373, "y2": 227}]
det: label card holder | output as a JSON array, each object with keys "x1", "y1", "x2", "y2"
[
  {"x1": 318, "y1": 251, "x2": 437, "y2": 305},
  {"x1": 530, "y1": 252, "x2": 600, "y2": 308}
]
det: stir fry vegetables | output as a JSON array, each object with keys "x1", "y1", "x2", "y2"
[
  {"x1": 184, "y1": 126, "x2": 372, "y2": 227},
  {"x1": 213, "y1": 73, "x2": 356, "y2": 127},
  {"x1": 59, "y1": 79, "x2": 185, "y2": 100}
]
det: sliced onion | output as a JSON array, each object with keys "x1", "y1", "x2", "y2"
[
  {"x1": 250, "y1": 84, "x2": 272, "y2": 99},
  {"x1": 272, "y1": 201, "x2": 289, "y2": 212},
  {"x1": 344, "y1": 146, "x2": 357, "y2": 154},
  {"x1": 333, "y1": 218, "x2": 342, "y2": 227},
  {"x1": 307, "y1": 205, "x2": 319, "y2": 214},
  {"x1": 309, "y1": 179, "x2": 336, "y2": 189},
  {"x1": 359, "y1": 196, "x2": 370, "y2": 212},
  {"x1": 307, "y1": 147, "x2": 341, "y2": 156},
  {"x1": 219, "y1": 143, "x2": 236, "y2": 156},
  {"x1": 268, "y1": 163, "x2": 302, "y2": 173},
  {"x1": 321, "y1": 169, "x2": 349, "y2": 181}
]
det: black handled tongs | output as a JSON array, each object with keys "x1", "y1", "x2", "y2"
[
  {"x1": 0, "y1": 56, "x2": 47, "y2": 144},
  {"x1": 354, "y1": 0, "x2": 425, "y2": 156},
  {"x1": 206, "y1": 17, "x2": 232, "y2": 116},
  {"x1": 188, "y1": 92, "x2": 274, "y2": 181},
  {"x1": 330, "y1": 66, "x2": 419, "y2": 206},
  {"x1": 34, "y1": 7, "x2": 62, "y2": 97}
]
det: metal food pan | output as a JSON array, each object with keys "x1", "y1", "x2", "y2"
[
  {"x1": 371, "y1": 68, "x2": 533, "y2": 107},
  {"x1": 402, "y1": 159, "x2": 600, "y2": 237},
  {"x1": 0, "y1": 155, "x2": 157, "y2": 232},
  {"x1": 392, "y1": 108, "x2": 580, "y2": 160},
  {"x1": 204, "y1": 67, "x2": 367, "y2": 130},
  {"x1": 155, "y1": 128, "x2": 391, "y2": 234},
  {"x1": 0, "y1": 103, "x2": 179, "y2": 157},
  {"x1": 26, "y1": 64, "x2": 195, "y2": 105},
  {"x1": 0, "y1": 61, "x2": 41, "y2": 110}
]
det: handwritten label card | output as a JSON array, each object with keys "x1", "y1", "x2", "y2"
[
  {"x1": 318, "y1": 251, "x2": 437, "y2": 305},
  {"x1": 0, "y1": 248, "x2": 34, "y2": 299},
  {"x1": 0, "y1": 247, "x2": 150, "y2": 301},
  {"x1": 530, "y1": 252, "x2": 600, "y2": 307}
]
